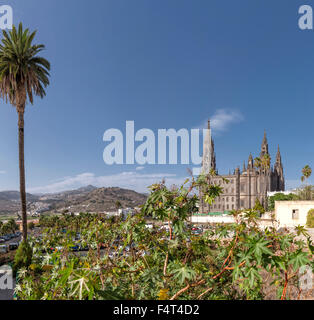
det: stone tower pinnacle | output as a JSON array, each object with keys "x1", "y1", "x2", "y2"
[
  {"x1": 260, "y1": 130, "x2": 269, "y2": 158},
  {"x1": 202, "y1": 119, "x2": 212, "y2": 174},
  {"x1": 248, "y1": 153, "x2": 254, "y2": 169}
]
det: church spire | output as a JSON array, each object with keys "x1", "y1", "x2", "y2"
[
  {"x1": 276, "y1": 145, "x2": 282, "y2": 164},
  {"x1": 260, "y1": 130, "x2": 269, "y2": 158},
  {"x1": 202, "y1": 119, "x2": 216, "y2": 174},
  {"x1": 210, "y1": 138, "x2": 216, "y2": 172},
  {"x1": 243, "y1": 161, "x2": 246, "y2": 172},
  {"x1": 248, "y1": 153, "x2": 254, "y2": 169},
  {"x1": 274, "y1": 145, "x2": 285, "y2": 191}
]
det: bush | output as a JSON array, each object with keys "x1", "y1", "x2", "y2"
[
  {"x1": 306, "y1": 209, "x2": 314, "y2": 228},
  {"x1": 13, "y1": 241, "x2": 33, "y2": 274},
  {"x1": 253, "y1": 198, "x2": 265, "y2": 215},
  {"x1": 268, "y1": 193, "x2": 298, "y2": 211},
  {"x1": 28, "y1": 222, "x2": 35, "y2": 230}
]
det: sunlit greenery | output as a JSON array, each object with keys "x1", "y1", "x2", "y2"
[{"x1": 13, "y1": 174, "x2": 314, "y2": 300}]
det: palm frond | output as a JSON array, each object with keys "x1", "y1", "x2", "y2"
[{"x1": 0, "y1": 22, "x2": 50, "y2": 108}]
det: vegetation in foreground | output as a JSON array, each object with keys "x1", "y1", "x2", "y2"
[{"x1": 13, "y1": 174, "x2": 314, "y2": 300}]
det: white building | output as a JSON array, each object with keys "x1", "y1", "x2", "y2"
[
  {"x1": 267, "y1": 190, "x2": 297, "y2": 197},
  {"x1": 275, "y1": 201, "x2": 314, "y2": 228}
]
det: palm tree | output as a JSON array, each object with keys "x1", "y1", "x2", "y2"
[
  {"x1": 7, "y1": 218, "x2": 18, "y2": 234},
  {"x1": 301, "y1": 165, "x2": 312, "y2": 183},
  {"x1": 254, "y1": 153, "x2": 271, "y2": 209},
  {"x1": 0, "y1": 23, "x2": 50, "y2": 241},
  {"x1": 300, "y1": 165, "x2": 312, "y2": 200},
  {"x1": 115, "y1": 200, "x2": 122, "y2": 210}
]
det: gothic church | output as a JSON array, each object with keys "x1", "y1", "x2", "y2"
[{"x1": 199, "y1": 120, "x2": 285, "y2": 213}]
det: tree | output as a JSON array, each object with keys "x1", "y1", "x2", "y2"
[
  {"x1": 306, "y1": 209, "x2": 314, "y2": 228},
  {"x1": 299, "y1": 165, "x2": 313, "y2": 200},
  {"x1": 28, "y1": 221, "x2": 35, "y2": 230},
  {"x1": 301, "y1": 165, "x2": 312, "y2": 183},
  {"x1": 254, "y1": 153, "x2": 271, "y2": 209},
  {"x1": 6, "y1": 218, "x2": 18, "y2": 233},
  {"x1": 115, "y1": 200, "x2": 122, "y2": 210},
  {"x1": 297, "y1": 185, "x2": 314, "y2": 201},
  {"x1": 253, "y1": 198, "x2": 265, "y2": 215},
  {"x1": 268, "y1": 193, "x2": 299, "y2": 211},
  {"x1": 0, "y1": 23, "x2": 50, "y2": 240}
]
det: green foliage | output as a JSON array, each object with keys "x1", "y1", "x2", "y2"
[
  {"x1": 14, "y1": 176, "x2": 314, "y2": 300},
  {"x1": 0, "y1": 218, "x2": 19, "y2": 235},
  {"x1": 254, "y1": 154, "x2": 271, "y2": 172},
  {"x1": 301, "y1": 165, "x2": 312, "y2": 183},
  {"x1": 253, "y1": 198, "x2": 265, "y2": 215},
  {"x1": 306, "y1": 209, "x2": 314, "y2": 228},
  {"x1": 13, "y1": 241, "x2": 33, "y2": 274},
  {"x1": 28, "y1": 222, "x2": 35, "y2": 230},
  {"x1": 268, "y1": 193, "x2": 298, "y2": 211},
  {"x1": 0, "y1": 23, "x2": 50, "y2": 105},
  {"x1": 297, "y1": 185, "x2": 314, "y2": 201}
]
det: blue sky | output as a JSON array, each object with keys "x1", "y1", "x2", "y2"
[{"x1": 0, "y1": 0, "x2": 313, "y2": 193}]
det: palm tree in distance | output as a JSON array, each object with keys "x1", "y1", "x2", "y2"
[
  {"x1": 254, "y1": 153, "x2": 271, "y2": 209},
  {"x1": 0, "y1": 23, "x2": 50, "y2": 241},
  {"x1": 300, "y1": 165, "x2": 312, "y2": 200},
  {"x1": 301, "y1": 165, "x2": 312, "y2": 183}
]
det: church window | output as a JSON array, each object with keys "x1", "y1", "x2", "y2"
[
  {"x1": 232, "y1": 205, "x2": 234, "y2": 209},
  {"x1": 232, "y1": 197, "x2": 234, "y2": 202},
  {"x1": 227, "y1": 205, "x2": 229, "y2": 210},
  {"x1": 226, "y1": 197, "x2": 229, "y2": 201}
]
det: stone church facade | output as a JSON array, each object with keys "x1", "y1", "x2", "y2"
[{"x1": 199, "y1": 120, "x2": 285, "y2": 213}]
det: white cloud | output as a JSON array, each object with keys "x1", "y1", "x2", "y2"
[
  {"x1": 28, "y1": 171, "x2": 188, "y2": 194},
  {"x1": 211, "y1": 109, "x2": 243, "y2": 132},
  {"x1": 196, "y1": 109, "x2": 244, "y2": 134},
  {"x1": 135, "y1": 166, "x2": 145, "y2": 171},
  {"x1": 0, "y1": 170, "x2": 6, "y2": 174}
]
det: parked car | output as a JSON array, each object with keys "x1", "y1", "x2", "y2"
[
  {"x1": 191, "y1": 227, "x2": 203, "y2": 235},
  {"x1": 0, "y1": 237, "x2": 5, "y2": 243},
  {"x1": 0, "y1": 245, "x2": 9, "y2": 254},
  {"x1": 9, "y1": 243, "x2": 19, "y2": 251},
  {"x1": 70, "y1": 244, "x2": 80, "y2": 252},
  {"x1": 79, "y1": 244, "x2": 89, "y2": 251}
]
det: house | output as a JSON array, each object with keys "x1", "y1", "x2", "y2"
[{"x1": 275, "y1": 201, "x2": 314, "y2": 228}]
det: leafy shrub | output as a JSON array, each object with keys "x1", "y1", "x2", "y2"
[
  {"x1": 306, "y1": 209, "x2": 314, "y2": 228},
  {"x1": 268, "y1": 193, "x2": 298, "y2": 211},
  {"x1": 28, "y1": 222, "x2": 35, "y2": 230},
  {"x1": 13, "y1": 241, "x2": 33, "y2": 274},
  {"x1": 14, "y1": 174, "x2": 314, "y2": 300},
  {"x1": 253, "y1": 198, "x2": 265, "y2": 215}
]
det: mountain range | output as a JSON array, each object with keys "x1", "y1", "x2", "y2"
[{"x1": 0, "y1": 185, "x2": 147, "y2": 215}]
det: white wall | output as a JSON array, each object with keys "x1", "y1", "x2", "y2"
[
  {"x1": 275, "y1": 201, "x2": 314, "y2": 228},
  {"x1": 190, "y1": 215, "x2": 235, "y2": 224}
]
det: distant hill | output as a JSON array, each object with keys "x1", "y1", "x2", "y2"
[
  {"x1": 0, "y1": 191, "x2": 39, "y2": 202},
  {"x1": 0, "y1": 186, "x2": 147, "y2": 215}
]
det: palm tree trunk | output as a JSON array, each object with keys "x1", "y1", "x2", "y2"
[{"x1": 18, "y1": 110, "x2": 27, "y2": 241}]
